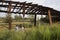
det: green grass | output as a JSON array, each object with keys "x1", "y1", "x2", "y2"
[{"x1": 0, "y1": 24, "x2": 60, "y2": 40}]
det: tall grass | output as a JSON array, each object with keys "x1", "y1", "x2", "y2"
[{"x1": 0, "y1": 25, "x2": 60, "y2": 40}]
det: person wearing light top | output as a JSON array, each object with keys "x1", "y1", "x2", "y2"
[
  {"x1": 15, "y1": 25, "x2": 19, "y2": 31},
  {"x1": 22, "y1": 26, "x2": 25, "y2": 31}
]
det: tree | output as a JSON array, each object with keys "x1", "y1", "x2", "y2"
[
  {"x1": 14, "y1": 15, "x2": 22, "y2": 21},
  {"x1": 4, "y1": 14, "x2": 12, "y2": 23}
]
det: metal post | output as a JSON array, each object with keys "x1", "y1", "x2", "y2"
[
  {"x1": 34, "y1": 14, "x2": 37, "y2": 26},
  {"x1": 48, "y1": 9, "x2": 52, "y2": 25},
  {"x1": 8, "y1": 2, "x2": 12, "y2": 30},
  {"x1": 23, "y1": 2, "x2": 26, "y2": 17},
  {"x1": 22, "y1": 2, "x2": 26, "y2": 27}
]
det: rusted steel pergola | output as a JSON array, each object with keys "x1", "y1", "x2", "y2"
[{"x1": 0, "y1": 0, "x2": 60, "y2": 30}]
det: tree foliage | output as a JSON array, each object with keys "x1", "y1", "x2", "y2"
[{"x1": 14, "y1": 15, "x2": 22, "y2": 21}]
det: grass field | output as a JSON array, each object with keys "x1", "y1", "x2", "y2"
[{"x1": 0, "y1": 22, "x2": 60, "y2": 40}]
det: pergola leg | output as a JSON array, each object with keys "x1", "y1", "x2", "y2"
[
  {"x1": 8, "y1": 2, "x2": 12, "y2": 30},
  {"x1": 8, "y1": 17, "x2": 12, "y2": 30},
  {"x1": 34, "y1": 14, "x2": 37, "y2": 26},
  {"x1": 48, "y1": 9, "x2": 52, "y2": 25}
]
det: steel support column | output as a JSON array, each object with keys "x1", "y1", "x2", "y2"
[
  {"x1": 8, "y1": 2, "x2": 12, "y2": 30},
  {"x1": 34, "y1": 14, "x2": 37, "y2": 26},
  {"x1": 48, "y1": 9, "x2": 52, "y2": 25}
]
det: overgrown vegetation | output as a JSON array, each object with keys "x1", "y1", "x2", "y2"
[
  {"x1": 0, "y1": 24, "x2": 60, "y2": 40},
  {"x1": 0, "y1": 14, "x2": 60, "y2": 40}
]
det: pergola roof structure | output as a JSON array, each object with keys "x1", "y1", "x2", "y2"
[
  {"x1": 0, "y1": 1, "x2": 60, "y2": 16},
  {"x1": 0, "y1": 0, "x2": 60, "y2": 30}
]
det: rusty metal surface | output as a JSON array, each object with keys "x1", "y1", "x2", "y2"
[
  {"x1": 0, "y1": 0, "x2": 60, "y2": 28},
  {"x1": 0, "y1": 1, "x2": 60, "y2": 15}
]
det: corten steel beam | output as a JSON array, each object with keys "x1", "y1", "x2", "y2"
[
  {"x1": 48, "y1": 9, "x2": 52, "y2": 25},
  {"x1": 0, "y1": 9, "x2": 56, "y2": 15},
  {"x1": 17, "y1": 4, "x2": 24, "y2": 13},
  {"x1": 34, "y1": 14, "x2": 37, "y2": 26},
  {"x1": 0, "y1": 5, "x2": 23, "y2": 8},
  {"x1": 2, "y1": 0, "x2": 4, "y2": 5},
  {"x1": 12, "y1": 4, "x2": 17, "y2": 12},
  {"x1": 0, "y1": 1, "x2": 60, "y2": 15}
]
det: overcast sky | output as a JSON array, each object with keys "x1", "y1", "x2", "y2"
[
  {"x1": 12, "y1": 0, "x2": 60, "y2": 11},
  {"x1": 0, "y1": 0, "x2": 60, "y2": 17}
]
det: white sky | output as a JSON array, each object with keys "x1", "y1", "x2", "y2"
[
  {"x1": 0, "y1": 0, "x2": 60, "y2": 18},
  {"x1": 12, "y1": 0, "x2": 60, "y2": 11}
]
